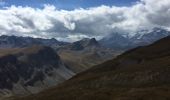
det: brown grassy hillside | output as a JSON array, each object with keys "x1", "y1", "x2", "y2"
[{"x1": 0, "y1": 45, "x2": 45, "y2": 57}]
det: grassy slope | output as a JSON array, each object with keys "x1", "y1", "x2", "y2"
[
  {"x1": 16, "y1": 36, "x2": 170, "y2": 100},
  {"x1": 0, "y1": 45, "x2": 45, "y2": 57}
]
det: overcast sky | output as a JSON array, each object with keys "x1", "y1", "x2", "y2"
[{"x1": 0, "y1": 0, "x2": 169, "y2": 41}]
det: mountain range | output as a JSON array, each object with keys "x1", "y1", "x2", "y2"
[
  {"x1": 0, "y1": 27, "x2": 169, "y2": 51},
  {"x1": 0, "y1": 35, "x2": 67, "y2": 48},
  {"x1": 100, "y1": 27, "x2": 170, "y2": 50},
  {"x1": 0, "y1": 35, "x2": 117, "y2": 99},
  {"x1": 16, "y1": 35, "x2": 170, "y2": 100},
  {"x1": 0, "y1": 27, "x2": 169, "y2": 99}
]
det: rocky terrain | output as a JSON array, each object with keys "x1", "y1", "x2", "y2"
[
  {"x1": 0, "y1": 46, "x2": 75, "y2": 99},
  {"x1": 16, "y1": 36, "x2": 170, "y2": 100},
  {"x1": 0, "y1": 35, "x2": 120, "y2": 100},
  {"x1": 57, "y1": 38, "x2": 121, "y2": 73}
]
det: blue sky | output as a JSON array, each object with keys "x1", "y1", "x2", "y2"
[{"x1": 2, "y1": 0, "x2": 139, "y2": 9}]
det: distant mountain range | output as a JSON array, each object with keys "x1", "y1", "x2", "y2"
[
  {"x1": 0, "y1": 35, "x2": 67, "y2": 48},
  {"x1": 100, "y1": 27, "x2": 170, "y2": 50},
  {"x1": 0, "y1": 27, "x2": 169, "y2": 51},
  {"x1": 17, "y1": 36, "x2": 170, "y2": 100}
]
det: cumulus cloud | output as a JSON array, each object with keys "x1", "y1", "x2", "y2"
[{"x1": 0, "y1": 0, "x2": 169, "y2": 41}]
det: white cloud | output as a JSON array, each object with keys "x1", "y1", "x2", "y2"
[{"x1": 0, "y1": 0, "x2": 169, "y2": 41}]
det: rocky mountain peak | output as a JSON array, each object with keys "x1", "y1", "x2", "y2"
[
  {"x1": 68, "y1": 38, "x2": 100, "y2": 51},
  {"x1": 83, "y1": 38, "x2": 99, "y2": 47}
]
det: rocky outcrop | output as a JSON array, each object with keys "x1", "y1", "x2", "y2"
[{"x1": 0, "y1": 46, "x2": 75, "y2": 98}]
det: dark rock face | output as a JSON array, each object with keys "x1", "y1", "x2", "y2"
[
  {"x1": 0, "y1": 55, "x2": 19, "y2": 90},
  {"x1": 0, "y1": 46, "x2": 75, "y2": 97},
  {"x1": 25, "y1": 47, "x2": 60, "y2": 66}
]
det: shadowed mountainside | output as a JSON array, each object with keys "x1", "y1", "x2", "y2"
[{"x1": 0, "y1": 46, "x2": 75, "y2": 99}]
